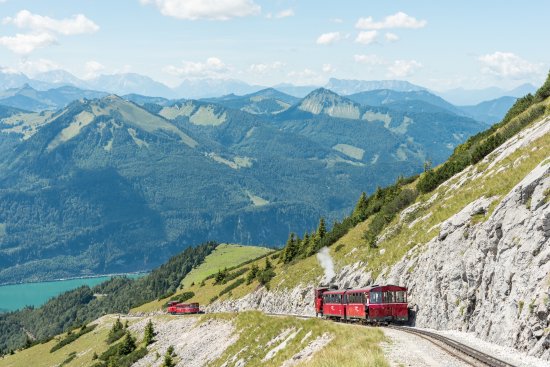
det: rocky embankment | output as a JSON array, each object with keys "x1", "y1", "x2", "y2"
[{"x1": 208, "y1": 118, "x2": 550, "y2": 361}]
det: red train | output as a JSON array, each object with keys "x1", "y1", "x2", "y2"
[
  {"x1": 314, "y1": 284, "x2": 408, "y2": 323},
  {"x1": 167, "y1": 301, "x2": 201, "y2": 315}
]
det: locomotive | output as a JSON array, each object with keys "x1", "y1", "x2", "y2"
[
  {"x1": 314, "y1": 284, "x2": 408, "y2": 323},
  {"x1": 166, "y1": 301, "x2": 201, "y2": 315}
]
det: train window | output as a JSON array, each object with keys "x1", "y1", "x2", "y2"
[
  {"x1": 370, "y1": 292, "x2": 382, "y2": 304},
  {"x1": 383, "y1": 291, "x2": 395, "y2": 303},
  {"x1": 395, "y1": 291, "x2": 407, "y2": 303}
]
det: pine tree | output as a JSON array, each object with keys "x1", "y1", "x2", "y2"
[
  {"x1": 282, "y1": 232, "x2": 297, "y2": 263},
  {"x1": 352, "y1": 192, "x2": 368, "y2": 220},
  {"x1": 264, "y1": 257, "x2": 272, "y2": 270},
  {"x1": 118, "y1": 331, "x2": 136, "y2": 355},
  {"x1": 144, "y1": 319, "x2": 155, "y2": 345},
  {"x1": 317, "y1": 218, "x2": 326, "y2": 239}
]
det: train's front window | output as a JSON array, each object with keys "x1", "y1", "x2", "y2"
[
  {"x1": 370, "y1": 291, "x2": 382, "y2": 304},
  {"x1": 395, "y1": 291, "x2": 407, "y2": 303}
]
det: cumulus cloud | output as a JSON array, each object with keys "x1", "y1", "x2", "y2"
[
  {"x1": 165, "y1": 57, "x2": 229, "y2": 78},
  {"x1": 479, "y1": 52, "x2": 543, "y2": 79},
  {"x1": 322, "y1": 64, "x2": 334, "y2": 73},
  {"x1": 356, "y1": 12, "x2": 426, "y2": 30},
  {"x1": 316, "y1": 31, "x2": 342, "y2": 45},
  {"x1": 249, "y1": 61, "x2": 284, "y2": 73},
  {"x1": 83, "y1": 60, "x2": 106, "y2": 79},
  {"x1": 355, "y1": 30, "x2": 378, "y2": 45},
  {"x1": 0, "y1": 33, "x2": 56, "y2": 55},
  {"x1": 385, "y1": 32, "x2": 399, "y2": 42},
  {"x1": 354, "y1": 54, "x2": 384, "y2": 65},
  {"x1": 141, "y1": 0, "x2": 260, "y2": 20},
  {"x1": 4, "y1": 10, "x2": 99, "y2": 35},
  {"x1": 275, "y1": 9, "x2": 294, "y2": 18},
  {"x1": 387, "y1": 59, "x2": 422, "y2": 77}
]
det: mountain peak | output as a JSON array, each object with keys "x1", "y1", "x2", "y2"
[
  {"x1": 297, "y1": 88, "x2": 361, "y2": 118},
  {"x1": 325, "y1": 78, "x2": 426, "y2": 95}
]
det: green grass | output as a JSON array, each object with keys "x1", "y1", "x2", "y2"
[
  {"x1": 0, "y1": 316, "x2": 121, "y2": 367},
  {"x1": 181, "y1": 244, "x2": 272, "y2": 288},
  {"x1": 132, "y1": 244, "x2": 273, "y2": 312},
  {"x1": 205, "y1": 311, "x2": 388, "y2": 367}
]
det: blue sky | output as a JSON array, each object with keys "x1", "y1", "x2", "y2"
[{"x1": 0, "y1": 0, "x2": 547, "y2": 90}]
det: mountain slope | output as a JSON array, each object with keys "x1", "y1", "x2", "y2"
[
  {"x1": 459, "y1": 96, "x2": 517, "y2": 125},
  {"x1": 201, "y1": 88, "x2": 299, "y2": 115}
]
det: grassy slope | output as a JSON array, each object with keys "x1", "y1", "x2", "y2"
[
  {"x1": 0, "y1": 315, "x2": 121, "y2": 367},
  {"x1": 206, "y1": 312, "x2": 387, "y2": 367},
  {"x1": 133, "y1": 244, "x2": 272, "y2": 312},
  {"x1": 0, "y1": 312, "x2": 387, "y2": 367}
]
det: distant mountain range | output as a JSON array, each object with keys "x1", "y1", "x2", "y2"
[
  {"x1": 0, "y1": 69, "x2": 536, "y2": 104},
  {"x1": 0, "y1": 86, "x2": 486, "y2": 283}
]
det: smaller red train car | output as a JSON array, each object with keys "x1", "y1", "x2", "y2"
[
  {"x1": 167, "y1": 301, "x2": 201, "y2": 315},
  {"x1": 315, "y1": 284, "x2": 408, "y2": 323}
]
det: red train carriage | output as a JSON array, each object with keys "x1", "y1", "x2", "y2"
[
  {"x1": 315, "y1": 284, "x2": 408, "y2": 323},
  {"x1": 167, "y1": 301, "x2": 201, "y2": 315}
]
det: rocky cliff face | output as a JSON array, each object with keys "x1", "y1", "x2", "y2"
[{"x1": 208, "y1": 118, "x2": 550, "y2": 359}]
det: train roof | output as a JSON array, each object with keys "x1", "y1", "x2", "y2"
[{"x1": 348, "y1": 285, "x2": 407, "y2": 292}]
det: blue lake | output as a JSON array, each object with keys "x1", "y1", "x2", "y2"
[{"x1": 0, "y1": 274, "x2": 144, "y2": 312}]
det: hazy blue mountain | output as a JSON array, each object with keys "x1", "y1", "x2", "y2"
[
  {"x1": 201, "y1": 88, "x2": 299, "y2": 114},
  {"x1": 272, "y1": 83, "x2": 318, "y2": 98},
  {"x1": 0, "y1": 71, "x2": 31, "y2": 90},
  {"x1": 459, "y1": 96, "x2": 517, "y2": 125},
  {"x1": 347, "y1": 89, "x2": 464, "y2": 115},
  {"x1": 86, "y1": 73, "x2": 176, "y2": 98},
  {"x1": 31, "y1": 70, "x2": 90, "y2": 90},
  {"x1": 175, "y1": 78, "x2": 264, "y2": 99},
  {"x1": 436, "y1": 83, "x2": 536, "y2": 105},
  {"x1": 325, "y1": 78, "x2": 426, "y2": 95},
  {"x1": 0, "y1": 84, "x2": 107, "y2": 111}
]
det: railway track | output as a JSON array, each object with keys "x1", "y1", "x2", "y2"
[
  {"x1": 387, "y1": 325, "x2": 516, "y2": 367},
  {"x1": 264, "y1": 313, "x2": 516, "y2": 367}
]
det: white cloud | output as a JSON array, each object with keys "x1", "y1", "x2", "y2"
[
  {"x1": 316, "y1": 32, "x2": 342, "y2": 45},
  {"x1": 275, "y1": 9, "x2": 294, "y2": 18},
  {"x1": 354, "y1": 54, "x2": 384, "y2": 65},
  {"x1": 322, "y1": 64, "x2": 334, "y2": 73},
  {"x1": 355, "y1": 30, "x2": 378, "y2": 45},
  {"x1": 479, "y1": 52, "x2": 543, "y2": 79},
  {"x1": 17, "y1": 58, "x2": 59, "y2": 76},
  {"x1": 387, "y1": 59, "x2": 422, "y2": 77},
  {"x1": 0, "y1": 33, "x2": 56, "y2": 55},
  {"x1": 141, "y1": 0, "x2": 260, "y2": 20},
  {"x1": 83, "y1": 60, "x2": 106, "y2": 79},
  {"x1": 249, "y1": 61, "x2": 284, "y2": 73},
  {"x1": 165, "y1": 57, "x2": 229, "y2": 78},
  {"x1": 329, "y1": 18, "x2": 343, "y2": 23},
  {"x1": 385, "y1": 32, "x2": 399, "y2": 42},
  {"x1": 4, "y1": 10, "x2": 99, "y2": 35},
  {"x1": 356, "y1": 12, "x2": 426, "y2": 30}
]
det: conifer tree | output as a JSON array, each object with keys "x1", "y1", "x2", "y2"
[
  {"x1": 317, "y1": 218, "x2": 326, "y2": 239},
  {"x1": 144, "y1": 319, "x2": 155, "y2": 345},
  {"x1": 282, "y1": 232, "x2": 297, "y2": 263},
  {"x1": 352, "y1": 192, "x2": 368, "y2": 220},
  {"x1": 118, "y1": 331, "x2": 136, "y2": 355}
]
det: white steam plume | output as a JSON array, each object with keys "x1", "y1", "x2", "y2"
[{"x1": 316, "y1": 247, "x2": 335, "y2": 282}]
